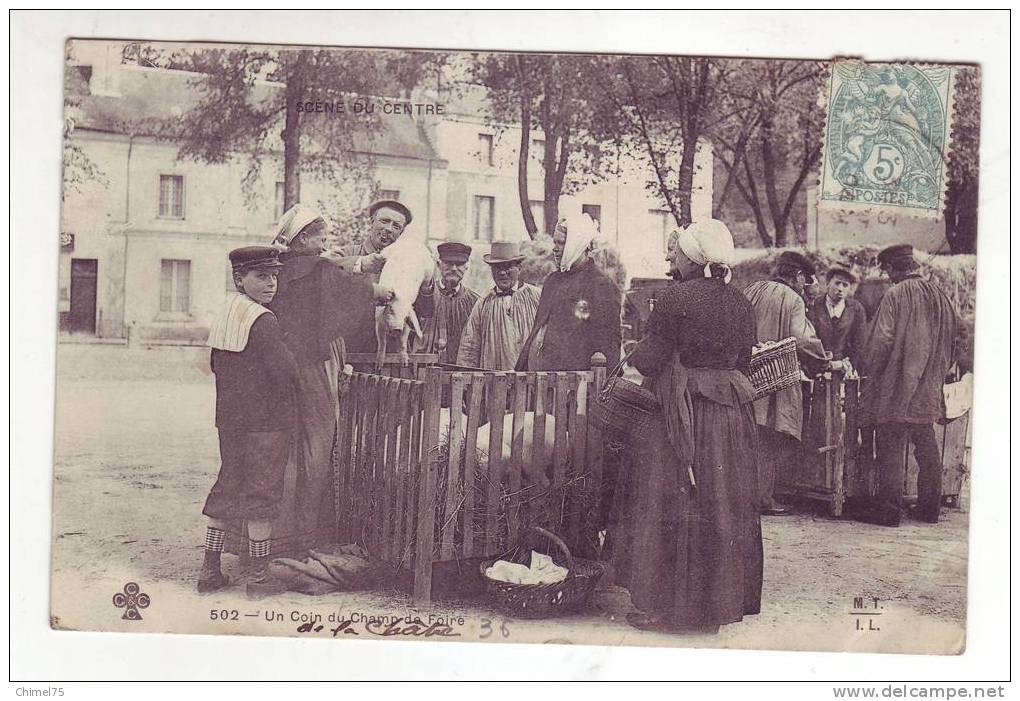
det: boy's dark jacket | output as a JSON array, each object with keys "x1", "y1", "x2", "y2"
[{"x1": 211, "y1": 312, "x2": 298, "y2": 431}]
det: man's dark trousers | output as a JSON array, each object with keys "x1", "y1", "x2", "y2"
[{"x1": 876, "y1": 421, "x2": 943, "y2": 523}]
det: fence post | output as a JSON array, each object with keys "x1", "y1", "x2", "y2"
[
  {"x1": 588, "y1": 352, "x2": 607, "y2": 549},
  {"x1": 591, "y1": 352, "x2": 607, "y2": 390},
  {"x1": 413, "y1": 366, "x2": 442, "y2": 607}
]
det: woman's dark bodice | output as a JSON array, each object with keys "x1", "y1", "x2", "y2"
[{"x1": 630, "y1": 277, "x2": 756, "y2": 376}]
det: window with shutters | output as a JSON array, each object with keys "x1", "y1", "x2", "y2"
[
  {"x1": 650, "y1": 209, "x2": 672, "y2": 252},
  {"x1": 159, "y1": 259, "x2": 191, "y2": 314},
  {"x1": 529, "y1": 200, "x2": 545, "y2": 235},
  {"x1": 477, "y1": 134, "x2": 494, "y2": 167},
  {"x1": 473, "y1": 195, "x2": 495, "y2": 242},
  {"x1": 158, "y1": 174, "x2": 185, "y2": 219},
  {"x1": 274, "y1": 181, "x2": 286, "y2": 221}
]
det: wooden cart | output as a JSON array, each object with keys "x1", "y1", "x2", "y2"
[{"x1": 777, "y1": 375, "x2": 971, "y2": 516}]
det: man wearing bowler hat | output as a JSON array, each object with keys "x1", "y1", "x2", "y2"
[
  {"x1": 457, "y1": 241, "x2": 541, "y2": 371},
  {"x1": 417, "y1": 241, "x2": 480, "y2": 364},
  {"x1": 335, "y1": 198, "x2": 436, "y2": 352},
  {"x1": 859, "y1": 244, "x2": 958, "y2": 527},
  {"x1": 744, "y1": 250, "x2": 828, "y2": 515}
]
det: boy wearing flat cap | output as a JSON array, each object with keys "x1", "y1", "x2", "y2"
[
  {"x1": 200, "y1": 246, "x2": 298, "y2": 596},
  {"x1": 744, "y1": 250, "x2": 828, "y2": 515},
  {"x1": 808, "y1": 265, "x2": 869, "y2": 372},
  {"x1": 417, "y1": 241, "x2": 480, "y2": 364}
]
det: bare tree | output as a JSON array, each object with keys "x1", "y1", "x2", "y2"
[{"x1": 712, "y1": 60, "x2": 826, "y2": 247}]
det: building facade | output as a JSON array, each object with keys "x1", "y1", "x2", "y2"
[{"x1": 60, "y1": 42, "x2": 712, "y2": 345}]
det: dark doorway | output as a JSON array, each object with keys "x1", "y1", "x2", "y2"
[{"x1": 67, "y1": 258, "x2": 98, "y2": 334}]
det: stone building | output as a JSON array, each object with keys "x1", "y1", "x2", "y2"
[{"x1": 60, "y1": 41, "x2": 712, "y2": 344}]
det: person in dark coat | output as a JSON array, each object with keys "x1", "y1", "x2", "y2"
[
  {"x1": 515, "y1": 213, "x2": 621, "y2": 371},
  {"x1": 417, "y1": 241, "x2": 480, "y2": 364},
  {"x1": 859, "y1": 244, "x2": 958, "y2": 527},
  {"x1": 612, "y1": 219, "x2": 762, "y2": 634},
  {"x1": 200, "y1": 246, "x2": 298, "y2": 595},
  {"x1": 267, "y1": 205, "x2": 381, "y2": 562},
  {"x1": 808, "y1": 265, "x2": 870, "y2": 371}
]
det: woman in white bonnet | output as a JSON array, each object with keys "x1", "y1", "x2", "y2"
[
  {"x1": 610, "y1": 218, "x2": 763, "y2": 634},
  {"x1": 515, "y1": 211, "x2": 622, "y2": 374}
]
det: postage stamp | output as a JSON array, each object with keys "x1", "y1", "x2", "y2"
[{"x1": 819, "y1": 60, "x2": 956, "y2": 218}]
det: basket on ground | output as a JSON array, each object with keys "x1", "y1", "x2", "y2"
[
  {"x1": 479, "y1": 527, "x2": 605, "y2": 619},
  {"x1": 749, "y1": 336, "x2": 800, "y2": 399}
]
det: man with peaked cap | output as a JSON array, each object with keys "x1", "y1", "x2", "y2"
[
  {"x1": 333, "y1": 199, "x2": 436, "y2": 351},
  {"x1": 858, "y1": 243, "x2": 958, "y2": 527},
  {"x1": 417, "y1": 241, "x2": 480, "y2": 364},
  {"x1": 200, "y1": 245, "x2": 297, "y2": 596},
  {"x1": 807, "y1": 265, "x2": 870, "y2": 372},
  {"x1": 457, "y1": 241, "x2": 541, "y2": 371},
  {"x1": 266, "y1": 204, "x2": 381, "y2": 558},
  {"x1": 743, "y1": 250, "x2": 828, "y2": 515}
]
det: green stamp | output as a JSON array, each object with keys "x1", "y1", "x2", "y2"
[{"x1": 819, "y1": 61, "x2": 955, "y2": 218}]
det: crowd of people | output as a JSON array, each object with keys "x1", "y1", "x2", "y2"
[{"x1": 196, "y1": 197, "x2": 961, "y2": 636}]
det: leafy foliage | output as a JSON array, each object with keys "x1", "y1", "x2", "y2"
[
  {"x1": 945, "y1": 66, "x2": 980, "y2": 254},
  {"x1": 129, "y1": 44, "x2": 439, "y2": 241}
]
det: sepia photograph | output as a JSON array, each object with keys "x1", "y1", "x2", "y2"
[{"x1": 10, "y1": 9, "x2": 1011, "y2": 685}]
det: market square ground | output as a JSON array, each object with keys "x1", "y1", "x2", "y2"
[{"x1": 50, "y1": 344, "x2": 968, "y2": 653}]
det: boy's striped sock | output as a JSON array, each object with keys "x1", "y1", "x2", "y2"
[{"x1": 204, "y1": 526, "x2": 226, "y2": 553}]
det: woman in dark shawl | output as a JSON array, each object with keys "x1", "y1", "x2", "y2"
[{"x1": 612, "y1": 219, "x2": 763, "y2": 634}]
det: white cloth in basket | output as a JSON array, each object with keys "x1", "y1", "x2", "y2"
[{"x1": 485, "y1": 550, "x2": 568, "y2": 585}]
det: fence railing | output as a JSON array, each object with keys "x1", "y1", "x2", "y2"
[{"x1": 334, "y1": 354, "x2": 608, "y2": 605}]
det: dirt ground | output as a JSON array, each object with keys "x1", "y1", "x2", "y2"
[{"x1": 49, "y1": 344, "x2": 969, "y2": 656}]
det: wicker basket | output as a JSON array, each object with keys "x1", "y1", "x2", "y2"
[
  {"x1": 479, "y1": 527, "x2": 606, "y2": 619},
  {"x1": 749, "y1": 336, "x2": 800, "y2": 399}
]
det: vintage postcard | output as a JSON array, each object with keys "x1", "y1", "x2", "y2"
[{"x1": 51, "y1": 36, "x2": 980, "y2": 656}]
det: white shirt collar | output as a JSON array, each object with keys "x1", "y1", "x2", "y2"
[{"x1": 825, "y1": 296, "x2": 846, "y2": 319}]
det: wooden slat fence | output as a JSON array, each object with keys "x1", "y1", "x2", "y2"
[{"x1": 334, "y1": 354, "x2": 609, "y2": 605}]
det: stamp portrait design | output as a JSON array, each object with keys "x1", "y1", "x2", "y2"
[{"x1": 820, "y1": 61, "x2": 956, "y2": 217}]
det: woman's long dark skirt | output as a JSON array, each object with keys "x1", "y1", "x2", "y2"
[{"x1": 611, "y1": 396, "x2": 763, "y2": 628}]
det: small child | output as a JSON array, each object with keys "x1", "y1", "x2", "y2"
[{"x1": 199, "y1": 246, "x2": 298, "y2": 597}]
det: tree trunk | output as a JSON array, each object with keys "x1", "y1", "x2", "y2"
[
  {"x1": 675, "y1": 135, "x2": 696, "y2": 228},
  {"x1": 281, "y1": 52, "x2": 307, "y2": 210},
  {"x1": 741, "y1": 154, "x2": 775, "y2": 247},
  {"x1": 713, "y1": 115, "x2": 758, "y2": 218},
  {"x1": 517, "y1": 92, "x2": 538, "y2": 239},
  {"x1": 759, "y1": 117, "x2": 788, "y2": 246},
  {"x1": 542, "y1": 131, "x2": 560, "y2": 236}
]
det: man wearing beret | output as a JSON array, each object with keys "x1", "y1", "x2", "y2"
[
  {"x1": 808, "y1": 265, "x2": 870, "y2": 373},
  {"x1": 334, "y1": 199, "x2": 436, "y2": 351},
  {"x1": 744, "y1": 250, "x2": 828, "y2": 515},
  {"x1": 859, "y1": 244, "x2": 958, "y2": 527},
  {"x1": 417, "y1": 241, "x2": 480, "y2": 364}
]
